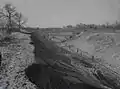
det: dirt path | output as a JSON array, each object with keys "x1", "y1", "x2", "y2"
[{"x1": 0, "y1": 32, "x2": 37, "y2": 89}]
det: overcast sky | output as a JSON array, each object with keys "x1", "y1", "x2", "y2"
[{"x1": 0, "y1": 0, "x2": 120, "y2": 27}]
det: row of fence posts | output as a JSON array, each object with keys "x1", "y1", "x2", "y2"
[{"x1": 47, "y1": 32, "x2": 95, "y2": 60}]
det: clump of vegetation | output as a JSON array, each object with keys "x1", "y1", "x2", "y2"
[{"x1": 63, "y1": 21, "x2": 120, "y2": 30}]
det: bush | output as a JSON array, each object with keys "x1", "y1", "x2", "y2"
[
  {"x1": 0, "y1": 29, "x2": 16, "y2": 45},
  {"x1": 3, "y1": 36, "x2": 12, "y2": 42}
]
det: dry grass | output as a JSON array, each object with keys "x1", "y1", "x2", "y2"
[{"x1": 0, "y1": 32, "x2": 37, "y2": 89}]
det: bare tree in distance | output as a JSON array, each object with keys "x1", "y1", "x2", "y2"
[
  {"x1": 66, "y1": 25, "x2": 73, "y2": 28},
  {"x1": 14, "y1": 12, "x2": 28, "y2": 31},
  {"x1": 0, "y1": 3, "x2": 27, "y2": 33},
  {"x1": 0, "y1": 3, "x2": 17, "y2": 34}
]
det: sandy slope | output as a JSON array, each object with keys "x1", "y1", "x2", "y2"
[{"x1": 66, "y1": 31, "x2": 120, "y2": 74}]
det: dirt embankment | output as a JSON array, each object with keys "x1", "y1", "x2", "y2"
[{"x1": 0, "y1": 32, "x2": 37, "y2": 89}]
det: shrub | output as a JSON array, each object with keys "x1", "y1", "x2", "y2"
[{"x1": 0, "y1": 29, "x2": 16, "y2": 45}]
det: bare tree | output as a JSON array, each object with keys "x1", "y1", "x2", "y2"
[
  {"x1": 66, "y1": 25, "x2": 73, "y2": 28},
  {"x1": 14, "y1": 12, "x2": 27, "y2": 31},
  {"x1": 0, "y1": 3, "x2": 17, "y2": 33},
  {"x1": 0, "y1": 3, "x2": 27, "y2": 33}
]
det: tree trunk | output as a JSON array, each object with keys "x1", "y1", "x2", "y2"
[{"x1": 7, "y1": 13, "x2": 12, "y2": 34}]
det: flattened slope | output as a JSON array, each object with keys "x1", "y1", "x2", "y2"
[
  {"x1": 86, "y1": 32, "x2": 120, "y2": 74},
  {"x1": 31, "y1": 30, "x2": 120, "y2": 89}
]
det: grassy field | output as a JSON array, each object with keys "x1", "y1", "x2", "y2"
[{"x1": 0, "y1": 32, "x2": 37, "y2": 89}]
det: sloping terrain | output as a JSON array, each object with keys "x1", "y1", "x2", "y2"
[
  {"x1": 0, "y1": 32, "x2": 37, "y2": 89},
  {"x1": 0, "y1": 28, "x2": 120, "y2": 89},
  {"x1": 67, "y1": 31, "x2": 120, "y2": 74},
  {"x1": 30, "y1": 29, "x2": 120, "y2": 89}
]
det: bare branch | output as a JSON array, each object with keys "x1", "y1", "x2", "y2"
[
  {"x1": 0, "y1": 3, "x2": 27, "y2": 33},
  {"x1": 14, "y1": 12, "x2": 27, "y2": 29},
  {"x1": 3, "y1": 3, "x2": 16, "y2": 14}
]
